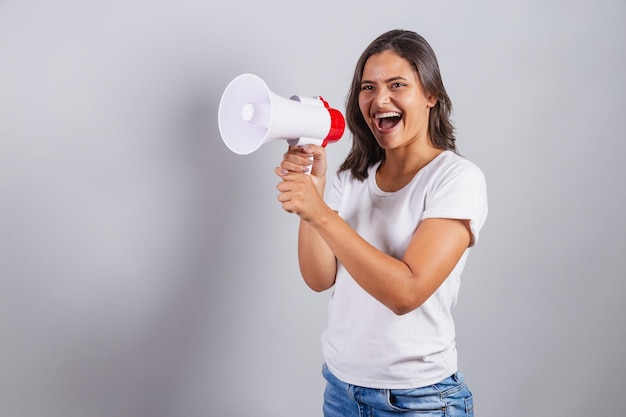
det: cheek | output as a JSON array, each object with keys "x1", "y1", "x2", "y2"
[{"x1": 358, "y1": 97, "x2": 370, "y2": 121}]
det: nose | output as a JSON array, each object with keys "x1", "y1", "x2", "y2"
[{"x1": 373, "y1": 87, "x2": 391, "y2": 106}]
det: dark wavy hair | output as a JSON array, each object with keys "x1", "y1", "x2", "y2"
[{"x1": 339, "y1": 29, "x2": 457, "y2": 180}]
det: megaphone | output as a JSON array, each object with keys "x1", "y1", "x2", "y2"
[{"x1": 218, "y1": 73, "x2": 345, "y2": 155}]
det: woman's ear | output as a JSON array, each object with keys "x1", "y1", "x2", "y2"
[{"x1": 426, "y1": 93, "x2": 438, "y2": 108}]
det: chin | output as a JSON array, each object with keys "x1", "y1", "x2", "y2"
[{"x1": 374, "y1": 132, "x2": 400, "y2": 147}]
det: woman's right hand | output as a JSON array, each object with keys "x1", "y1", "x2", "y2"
[
  {"x1": 274, "y1": 144, "x2": 328, "y2": 221},
  {"x1": 279, "y1": 144, "x2": 327, "y2": 179},
  {"x1": 276, "y1": 144, "x2": 328, "y2": 192}
]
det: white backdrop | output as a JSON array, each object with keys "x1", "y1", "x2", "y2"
[{"x1": 1, "y1": 1, "x2": 625, "y2": 416}]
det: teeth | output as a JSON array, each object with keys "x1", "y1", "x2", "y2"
[{"x1": 375, "y1": 112, "x2": 401, "y2": 119}]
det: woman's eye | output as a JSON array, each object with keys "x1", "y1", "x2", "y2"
[
  {"x1": 391, "y1": 82, "x2": 406, "y2": 88},
  {"x1": 361, "y1": 85, "x2": 373, "y2": 91}
]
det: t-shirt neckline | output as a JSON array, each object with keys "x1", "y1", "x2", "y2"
[{"x1": 368, "y1": 150, "x2": 450, "y2": 196}]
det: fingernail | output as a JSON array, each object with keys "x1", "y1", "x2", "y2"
[
  {"x1": 281, "y1": 168, "x2": 289, "y2": 175},
  {"x1": 300, "y1": 145, "x2": 310, "y2": 150}
]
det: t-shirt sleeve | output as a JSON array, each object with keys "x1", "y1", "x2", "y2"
[
  {"x1": 326, "y1": 171, "x2": 346, "y2": 212},
  {"x1": 422, "y1": 161, "x2": 488, "y2": 247}
]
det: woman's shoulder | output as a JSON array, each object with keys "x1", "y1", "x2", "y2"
[
  {"x1": 433, "y1": 150, "x2": 485, "y2": 178},
  {"x1": 419, "y1": 151, "x2": 487, "y2": 193}
]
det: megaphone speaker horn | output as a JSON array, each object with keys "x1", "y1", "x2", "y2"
[{"x1": 218, "y1": 73, "x2": 345, "y2": 155}]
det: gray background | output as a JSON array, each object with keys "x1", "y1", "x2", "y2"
[{"x1": 1, "y1": 1, "x2": 625, "y2": 416}]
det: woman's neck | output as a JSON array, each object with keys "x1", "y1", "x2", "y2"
[{"x1": 376, "y1": 144, "x2": 443, "y2": 192}]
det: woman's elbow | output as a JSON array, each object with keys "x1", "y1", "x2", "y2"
[
  {"x1": 303, "y1": 274, "x2": 335, "y2": 293},
  {"x1": 306, "y1": 281, "x2": 334, "y2": 293},
  {"x1": 389, "y1": 303, "x2": 415, "y2": 316},
  {"x1": 307, "y1": 282, "x2": 331, "y2": 293},
  {"x1": 388, "y1": 294, "x2": 427, "y2": 316}
]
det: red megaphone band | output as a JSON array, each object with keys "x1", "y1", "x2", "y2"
[{"x1": 318, "y1": 96, "x2": 346, "y2": 147}]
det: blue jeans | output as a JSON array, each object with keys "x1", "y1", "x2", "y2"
[{"x1": 322, "y1": 364, "x2": 474, "y2": 417}]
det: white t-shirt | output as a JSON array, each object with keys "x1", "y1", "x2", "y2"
[{"x1": 321, "y1": 150, "x2": 488, "y2": 389}]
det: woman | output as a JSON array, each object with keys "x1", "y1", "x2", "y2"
[{"x1": 275, "y1": 29, "x2": 487, "y2": 417}]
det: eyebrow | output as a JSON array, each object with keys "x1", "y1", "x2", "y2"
[{"x1": 360, "y1": 76, "x2": 408, "y2": 85}]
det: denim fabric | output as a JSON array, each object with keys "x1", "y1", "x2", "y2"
[{"x1": 322, "y1": 364, "x2": 474, "y2": 417}]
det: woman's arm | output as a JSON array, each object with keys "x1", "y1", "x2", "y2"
[
  {"x1": 308, "y1": 208, "x2": 471, "y2": 315},
  {"x1": 276, "y1": 145, "x2": 337, "y2": 292},
  {"x1": 276, "y1": 145, "x2": 471, "y2": 313},
  {"x1": 297, "y1": 217, "x2": 337, "y2": 292}
]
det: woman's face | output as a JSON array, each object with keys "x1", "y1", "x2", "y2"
[{"x1": 358, "y1": 50, "x2": 436, "y2": 151}]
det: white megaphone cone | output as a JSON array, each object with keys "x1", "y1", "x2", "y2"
[{"x1": 218, "y1": 73, "x2": 345, "y2": 155}]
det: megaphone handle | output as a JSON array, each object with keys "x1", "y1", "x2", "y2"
[{"x1": 304, "y1": 153, "x2": 313, "y2": 176}]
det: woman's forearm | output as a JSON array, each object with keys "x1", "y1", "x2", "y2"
[
  {"x1": 298, "y1": 218, "x2": 337, "y2": 292},
  {"x1": 307, "y1": 209, "x2": 470, "y2": 315}
]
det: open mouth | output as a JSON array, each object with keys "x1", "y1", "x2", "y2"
[{"x1": 375, "y1": 111, "x2": 402, "y2": 131}]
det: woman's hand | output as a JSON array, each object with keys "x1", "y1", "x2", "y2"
[
  {"x1": 274, "y1": 144, "x2": 329, "y2": 222},
  {"x1": 277, "y1": 144, "x2": 327, "y2": 178}
]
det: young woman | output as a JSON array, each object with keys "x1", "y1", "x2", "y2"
[{"x1": 275, "y1": 29, "x2": 487, "y2": 417}]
